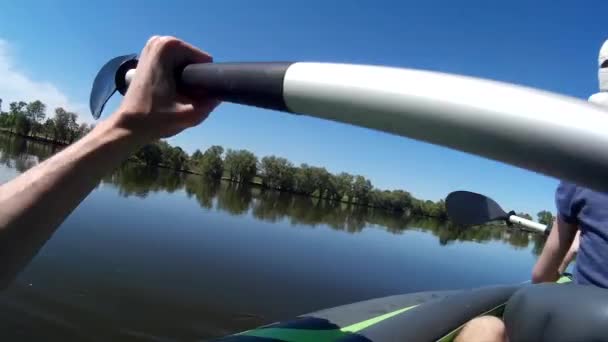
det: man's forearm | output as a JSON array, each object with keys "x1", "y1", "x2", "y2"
[
  {"x1": 532, "y1": 217, "x2": 577, "y2": 283},
  {"x1": 0, "y1": 115, "x2": 141, "y2": 233}
]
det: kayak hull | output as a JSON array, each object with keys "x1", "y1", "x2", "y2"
[
  {"x1": 218, "y1": 286, "x2": 518, "y2": 342},
  {"x1": 220, "y1": 275, "x2": 571, "y2": 342},
  {"x1": 218, "y1": 275, "x2": 572, "y2": 342}
]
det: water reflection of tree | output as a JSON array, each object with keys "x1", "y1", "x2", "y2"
[
  {"x1": 249, "y1": 191, "x2": 368, "y2": 233},
  {"x1": 102, "y1": 164, "x2": 186, "y2": 198},
  {"x1": 0, "y1": 133, "x2": 57, "y2": 171},
  {"x1": 216, "y1": 182, "x2": 252, "y2": 216},
  {"x1": 251, "y1": 190, "x2": 293, "y2": 222},
  {"x1": 184, "y1": 176, "x2": 220, "y2": 209},
  {"x1": 531, "y1": 233, "x2": 547, "y2": 256},
  {"x1": 406, "y1": 218, "x2": 536, "y2": 249},
  {"x1": 100, "y1": 164, "x2": 549, "y2": 255}
]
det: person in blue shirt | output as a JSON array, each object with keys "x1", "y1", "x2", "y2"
[
  {"x1": 532, "y1": 39, "x2": 608, "y2": 286},
  {"x1": 532, "y1": 182, "x2": 608, "y2": 286}
]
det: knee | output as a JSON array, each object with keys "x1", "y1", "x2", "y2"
[{"x1": 455, "y1": 315, "x2": 506, "y2": 342}]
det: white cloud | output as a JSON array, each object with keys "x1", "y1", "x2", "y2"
[{"x1": 0, "y1": 39, "x2": 91, "y2": 123}]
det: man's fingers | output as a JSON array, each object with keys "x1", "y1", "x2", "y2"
[
  {"x1": 174, "y1": 99, "x2": 220, "y2": 127},
  {"x1": 140, "y1": 36, "x2": 212, "y2": 77},
  {"x1": 153, "y1": 36, "x2": 213, "y2": 68},
  {"x1": 176, "y1": 94, "x2": 220, "y2": 116},
  {"x1": 123, "y1": 36, "x2": 218, "y2": 138}
]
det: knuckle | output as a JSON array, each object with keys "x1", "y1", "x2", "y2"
[
  {"x1": 144, "y1": 36, "x2": 183, "y2": 58},
  {"x1": 157, "y1": 36, "x2": 181, "y2": 49},
  {"x1": 146, "y1": 35, "x2": 161, "y2": 46}
]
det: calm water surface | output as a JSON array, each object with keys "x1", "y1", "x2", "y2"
[{"x1": 0, "y1": 133, "x2": 546, "y2": 340}]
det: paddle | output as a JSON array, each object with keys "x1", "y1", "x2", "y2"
[
  {"x1": 90, "y1": 56, "x2": 608, "y2": 193},
  {"x1": 446, "y1": 191, "x2": 548, "y2": 233}
]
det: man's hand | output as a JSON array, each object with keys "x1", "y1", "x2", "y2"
[{"x1": 113, "y1": 36, "x2": 220, "y2": 143}]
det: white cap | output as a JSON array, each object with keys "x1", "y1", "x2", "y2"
[
  {"x1": 599, "y1": 39, "x2": 608, "y2": 91},
  {"x1": 589, "y1": 92, "x2": 608, "y2": 106},
  {"x1": 600, "y1": 40, "x2": 608, "y2": 67}
]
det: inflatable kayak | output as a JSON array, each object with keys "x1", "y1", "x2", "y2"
[{"x1": 216, "y1": 276, "x2": 572, "y2": 342}]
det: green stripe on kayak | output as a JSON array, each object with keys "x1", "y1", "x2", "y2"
[
  {"x1": 239, "y1": 304, "x2": 417, "y2": 341},
  {"x1": 341, "y1": 305, "x2": 416, "y2": 332}
]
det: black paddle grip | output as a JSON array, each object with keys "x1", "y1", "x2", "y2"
[{"x1": 180, "y1": 62, "x2": 294, "y2": 112}]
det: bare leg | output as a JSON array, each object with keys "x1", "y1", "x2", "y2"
[{"x1": 455, "y1": 316, "x2": 507, "y2": 342}]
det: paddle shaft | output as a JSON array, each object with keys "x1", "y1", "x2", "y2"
[
  {"x1": 508, "y1": 215, "x2": 547, "y2": 233},
  {"x1": 124, "y1": 62, "x2": 608, "y2": 192}
]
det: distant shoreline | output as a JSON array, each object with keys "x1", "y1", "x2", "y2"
[{"x1": 0, "y1": 128, "x2": 67, "y2": 146}]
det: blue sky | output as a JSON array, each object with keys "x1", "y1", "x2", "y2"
[{"x1": 1, "y1": 1, "x2": 607, "y2": 216}]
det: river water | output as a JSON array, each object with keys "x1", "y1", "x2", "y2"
[{"x1": 0, "y1": 133, "x2": 545, "y2": 340}]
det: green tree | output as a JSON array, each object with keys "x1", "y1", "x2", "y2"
[
  {"x1": 191, "y1": 149, "x2": 203, "y2": 161},
  {"x1": 352, "y1": 175, "x2": 372, "y2": 205},
  {"x1": 26, "y1": 100, "x2": 46, "y2": 135},
  {"x1": 26, "y1": 100, "x2": 46, "y2": 122},
  {"x1": 325, "y1": 174, "x2": 341, "y2": 200},
  {"x1": 42, "y1": 118, "x2": 56, "y2": 140},
  {"x1": 259, "y1": 155, "x2": 295, "y2": 190},
  {"x1": 53, "y1": 107, "x2": 71, "y2": 142},
  {"x1": 431, "y1": 199, "x2": 447, "y2": 219},
  {"x1": 412, "y1": 199, "x2": 448, "y2": 219},
  {"x1": 197, "y1": 145, "x2": 224, "y2": 179},
  {"x1": 14, "y1": 114, "x2": 31, "y2": 136},
  {"x1": 9, "y1": 101, "x2": 27, "y2": 116},
  {"x1": 537, "y1": 210, "x2": 554, "y2": 226},
  {"x1": 312, "y1": 166, "x2": 332, "y2": 198},
  {"x1": 190, "y1": 149, "x2": 203, "y2": 170},
  {"x1": 9, "y1": 101, "x2": 29, "y2": 135},
  {"x1": 294, "y1": 164, "x2": 316, "y2": 195},
  {"x1": 0, "y1": 112, "x2": 9, "y2": 128},
  {"x1": 371, "y1": 189, "x2": 414, "y2": 212},
  {"x1": 67, "y1": 112, "x2": 79, "y2": 143},
  {"x1": 224, "y1": 149, "x2": 257, "y2": 183},
  {"x1": 78, "y1": 123, "x2": 89, "y2": 137},
  {"x1": 163, "y1": 146, "x2": 189, "y2": 171},
  {"x1": 135, "y1": 143, "x2": 163, "y2": 166},
  {"x1": 334, "y1": 172, "x2": 354, "y2": 202}
]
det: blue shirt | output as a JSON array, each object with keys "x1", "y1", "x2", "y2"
[{"x1": 556, "y1": 181, "x2": 608, "y2": 288}]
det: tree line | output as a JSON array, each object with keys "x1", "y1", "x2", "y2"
[
  {"x1": 131, "y1": 141, "x2": 445, "y2": 218},
  {"x1": 0, "y1": 99, "x2": 94, "y2": 144},
  {"x1": 131, "y1": 141, "x2": 558, "y2": 222}
]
